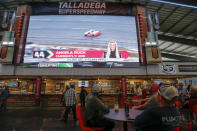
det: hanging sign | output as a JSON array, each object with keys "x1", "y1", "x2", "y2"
[
  {"x1": 30, "y1": 2, "x2": 133, "y2": 16},
  {"x1": 161, "y1": 63, "x2": 176, "y2": 74},
  {"x1": 121, "y1": 77, "x2": 127, "y2": 100}
]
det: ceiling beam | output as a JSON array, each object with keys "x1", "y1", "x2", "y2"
[
  {"x1": 161, "y1": 53, "x2": 197, "y2": 62},
  {"x1": 186, "y1": 29, "x2": 197, "y2": 36},
  {"x1": 175, "y1": 17, "x2": 197, "y2": 34},
  {"x1": 159, "y1": 6, "x2": 179, "y2": 26},
  {"x1": 158, "y1": 34, "x2": 197, "y2": 47},
  {"x1": 164, "y1": 9, "x2": 194, "y2": 33},
  {"x1": 160, "y1": 42, "x2": 174, "y2": 51},
  {"x1": 168, "y1": 44, "x2": 185, "y2": 52},
  {"x1": 178, "y1": 46, "x2": 192, "y2": 53},
  {"x1": 0, "y1": 2, "x2": 8, "y2": 9}
]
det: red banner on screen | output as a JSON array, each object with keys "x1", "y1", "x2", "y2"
[{"x1": 49, "y1": 50, "x2": 130, "y2": 59}]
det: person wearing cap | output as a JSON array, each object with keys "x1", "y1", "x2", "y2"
[
  {"x1": 85, "y1": 85, "x2": 115, "y2": 131},
  {"x1": 0, "y1": 86, "x2": 9, "y2": 112},
  {"x1": 151, "y1": 84, "x2": 159, "y2": 95},
  {"x1": 134, "y1": 86, "x2": 183, "y2": 131},
  {"x1": 63, "y1": 84, "x2": 78, "y2": 122}
]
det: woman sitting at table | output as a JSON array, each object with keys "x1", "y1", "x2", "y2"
[
  {"x1": 134, "y1": 86, "x2": 183, "y2": 131},
  {"x1": 134, "y1": 83, "x2": 167, "y2": 110}
]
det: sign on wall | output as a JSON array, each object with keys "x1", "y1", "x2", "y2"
[
  {"x1": 30, "y1": 2, "x2": 133, "y2": 16},
  {"x1": 161, "y1": 63, "x2": 176, "y2": 74}
]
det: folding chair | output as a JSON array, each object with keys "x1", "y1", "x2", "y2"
[
  {"x1": 173, "y1": 126, "x2": 182, "y2": 131},
  {"x1": 76, "y1": 106, "x2": 104, "y2": 131}
]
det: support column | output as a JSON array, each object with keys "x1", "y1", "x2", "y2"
[
  {"x1": 13, "y1": 5, "x2": 31, "y2": 65},
  {"x1": 121, "y1": 77, "x2": 127, "y2": 105},
  {"x1": 136, "y1": 5, "x2": 148, "y2": 64},
  {"x1": 34, "y1": 77, "x2": 42, "y2": 106}
]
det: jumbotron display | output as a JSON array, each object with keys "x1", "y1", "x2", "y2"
[{"x1": 24, "y1": 15, "x2": 139, "y2": 68}]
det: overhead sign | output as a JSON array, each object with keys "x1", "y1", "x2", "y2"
[
  {"x1": 179, "y1": 65, "x2": 197, "y2": 72},
  {"x1": 161, "y1": 63, "x2": 176, "y2": 74},
  {"x1": 30, "y1": 2, "x2": 133, "y2": 15}
]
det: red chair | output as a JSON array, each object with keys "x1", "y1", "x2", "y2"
[
  {"x1": 76, "y1": 106, "x2": 104, "y2": 131},
  {"x1": 173, "y1": 126, "x2": 182, "y2": 131},
  {"x1": 188, "y1": 99, "x2": 197, "y2": 131}
]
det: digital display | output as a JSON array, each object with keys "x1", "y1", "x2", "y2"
[
  {"x1": 24, "y1": 15, "x2": 139, "y2": 68},
  {"x1": 8, "y1": 81, "x2": 18, "y2": 87},
  {"x1": 153, "y1": 80, "x2": 163, "y2": 85},
  {"x1": 78, "y1": 81, "x2": 89, "y2": 87},
  {"x1": 0, "y1": 81, "x2": 5, "y2": 87}
]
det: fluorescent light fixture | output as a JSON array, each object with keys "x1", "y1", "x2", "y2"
[
  {"x1": 8, "y1": 41, "x2": 14, "y2": 45},
  {"x1": 148, "y1": 0, "x2": 197, "y2": 9},
  {"x1": 2, "y1": 41, "x2": 14, "y2": 46},
  {"x1": 2, "y1": 41, "x2": 8, "y2": 45},
  {"x1": 152, "y1": 42, "x2": 157, "y2": 45},
  {"x1": 146, "y1": 42, "x2": 151, "y2": 45}
]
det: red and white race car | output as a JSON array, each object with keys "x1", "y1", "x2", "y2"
[{"x1": 84, "y1": 29, "x2": 101, "y2": 37}]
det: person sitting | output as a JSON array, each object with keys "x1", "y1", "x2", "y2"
[
  {"x1": 151, "y1": 84, "x2": 159, "y2": 95},
  {"x1": 190, "y1": 86, "x2": 197, "y2": 99},
  {"x1": 134, "y1": 87, "x2": 161, "y2": 110},
  {"x1": 134, "y1": 86, "x2": 183, "y2": 131},
  {"x1": 85, "y1": 85, "x2": 115, "y2": 131},
  {"x1": 189, "y1": 86, "x2": 197, "y2": 123}
]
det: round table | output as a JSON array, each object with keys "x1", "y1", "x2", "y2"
[{"x1": 104, "y1": 108, "x2": 143, "y2": 131}]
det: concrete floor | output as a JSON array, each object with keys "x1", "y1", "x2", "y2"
[{"x1": 0, "y1": 107, "x2": 196, "y2": 131}]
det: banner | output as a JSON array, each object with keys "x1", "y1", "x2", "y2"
[
  {"x1": 121, "y1": 77, "x2": 127, "y2": 100},
  {"x1": 34, "y1": 77, "x2": 42, "y2": 100},
  {"x1": 30, "y1": 2, "x2": 133, "y2": 16},
  {"x1": 33, "y1": 50, "x2": 130, "y2": 59}
]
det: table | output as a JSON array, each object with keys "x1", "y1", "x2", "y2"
[{"x1": 104, "y1": 108, "x2": 143, "y2": 131}]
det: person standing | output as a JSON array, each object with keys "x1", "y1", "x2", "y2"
[
  {"x1": 64, "y1": 84, "x2": 78, "y2": 122},
  {"x1": 178, "y1": 83, "x2": 189, "y2": 105},
  {"x1": 0, "y1": 86, "x2": 10, "y2": 112},
  {"x1": 80, "y1": 86, "x2": 88, "y2": 108},
  {"x1": 60, "y1": 85, "x2": 69, "y2": 120},
  {"x1": 135, "y1": 84, "x2": 142, "y2": 97}
]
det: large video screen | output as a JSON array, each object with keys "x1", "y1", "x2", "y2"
[{"x1": 24, "y1": 15, "x2": 139, "y2": 68}]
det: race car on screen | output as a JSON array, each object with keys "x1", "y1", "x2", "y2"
[{"x1": 84, "y1": 29, "x2": 101, "y2": 37}]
